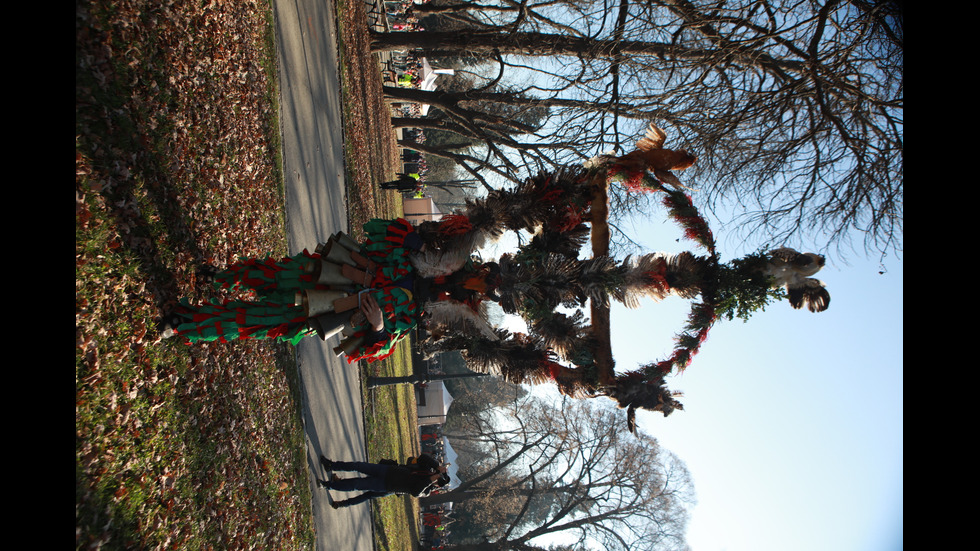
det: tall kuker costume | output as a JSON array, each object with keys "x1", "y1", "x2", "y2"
[{"x1": 168, "y1": 157, "x2": 833, "y2": 430}]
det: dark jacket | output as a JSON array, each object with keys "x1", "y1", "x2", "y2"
[
  {"x1": 384, "y1": 453, "x2": 441, "y2": 495},
  {"x1": 384, "y1": 465, "x2": 439, "y2": 496},
  {"x1": 334, "y1": 455, "x2": 442, "y2": 508}
]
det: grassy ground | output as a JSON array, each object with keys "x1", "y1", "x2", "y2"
[
  {"x1": 77, "y1": 0, "x2": 417, "y2": 549},
  {"x1": 336, "y1": 2, "x2": 423, "y2": 550},
  {"x1": 336, "y1": 0, "x2": 403, "y2": 232},
  {"x1": 360, "y1": 347, "x2": 423, "y2": 551}
]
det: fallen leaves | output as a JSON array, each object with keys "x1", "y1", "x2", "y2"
[{"x1": 77, "y1": 0, "x2": 312, "y2": 548}]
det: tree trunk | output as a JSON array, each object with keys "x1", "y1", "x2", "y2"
[
  {"x1": 419, "y1": 488, "x2": 482, "y2": 506},
  {"x1": 370, "y1": 30, "x2": 671, "y2": 57},
  {"x1": 367, "y1": 372, "x2": 489, "y2": 387},
  {"x1": 383, "y1": 85, "x2": 663, "y2": 121},
  {"x1": 369, "y1": 30, "x2": 805, "y2": 73}
]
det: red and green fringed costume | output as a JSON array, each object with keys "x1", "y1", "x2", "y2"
[
  {"x1": 321, "y1": 218, "x2": 423, "y2": 363},
  {"x1": 172, "y1": 250, "x2": 321, "y2": 345},
  {"x1": 212, "y1": 249, "x2": 323, "y2": 304},
  {"x1": 340, "y1": 284, "x2": 419, "y2": 364},
  {"x1": 173, "y1": 297, "x2": 312, "y2": 345},
  {"x1": 172, "y1": 218, "x2": 425, "y2": 360}
]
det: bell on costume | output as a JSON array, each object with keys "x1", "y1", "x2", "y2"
[
  {"x1": 320, "y1": 238, "x2": 358, "y2": 267},
  {"x1": 300, "y1": 288, "x2": 349, "y2": 317},
  {"x1": 307, "y1": 311, "x2": 350, "y2": 341},
  {"x1": 305, "y1": 259, "x2": 353, "y2": 288},
  {"x1": 316, "y1": 232, "x2": 376, "y2": 273},
  {"x1": 315, "y1": 232, "x2": 363, "y2": 262},
  {"x1": 333, "y1": 335, "x2": 366, "y2": 357},
  {"x1": 315, "y1": 232, "x2": 361, "y2": 256},
  {"x1": 341, "y1": 264, "x2": 370, "y2": 287},
  {"x1": 303, "y1": 289, "x2": 368, "y2": 342}
]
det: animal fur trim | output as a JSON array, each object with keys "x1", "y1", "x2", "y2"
[{"x1": 423, "y1": 300, "x2": 500, "y2": 341}]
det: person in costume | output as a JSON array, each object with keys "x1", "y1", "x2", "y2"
[
  {"x1": 316, "y1": 454, "x2": 449, "y2": 509},
  {"x1": 161, "y1": 217, "x2": 502, "y2": 364}
]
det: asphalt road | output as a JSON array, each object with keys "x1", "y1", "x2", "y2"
[{"x1": 271, "y1": 0, "x2": 375, "y2": 549}]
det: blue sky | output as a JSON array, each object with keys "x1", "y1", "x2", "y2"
[
  {"x1": 482, "y1": 203, "x2": 903, "y2": 550},
  {"x1": 610, "y1": 215, "x2": 903, "y2": 551}
]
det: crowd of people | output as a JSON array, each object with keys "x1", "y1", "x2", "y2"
[
  {"x1": 380, "y1": 129, "x2": 429, "y2": 197},
  {"x1": 420, "y1": 506, "x2": 455, "y2": 549},
  {"x1": 384, "y1": 0, "x2": 427, "y2": 32},
  {"x1": 417, "y1": 425, "x2": 455, "y2": 549},
  {"x1": 393, "y1": 52, "x2": 425, "y2": 90}
]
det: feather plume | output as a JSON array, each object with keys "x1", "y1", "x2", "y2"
[
  {"x1": 530, "y1": 310, "x2": 589, "y2": 359},
  {"x1": 423, "y1": 299, "x2": 499, "y2": 341},
  {"x1": 663, "y1": 252, "x2": 709, "y2": 299},
  {"x1": 618, "y1": 253, "x2": 672, "y2": 307},
  {"x1": 764, "y1": 247, "x2": 830, "y2": 312},
  {"x1": 410, "y1": 232, "x2": 487, "y2": 277},
  {"x1": 460, "y1": 330, "x2": 555, "y2": 386}
]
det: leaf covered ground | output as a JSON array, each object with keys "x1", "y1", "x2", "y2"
[
  {"x1": 77, "y1": 0, "x2": 410, "y2": 548},
  {"x1": 76, "y1": 0, "x2": 314, "y2": 548}
]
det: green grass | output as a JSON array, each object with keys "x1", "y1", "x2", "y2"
[
  {"x1": 360, "y1": 345, "x2": 423, "y2": 551},
  {"x1": 334, "y1": 6, "x2": 422, "y2": 546}
]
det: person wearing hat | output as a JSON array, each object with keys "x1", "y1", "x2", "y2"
[{"x1": 317, "y1": 454, "x2": 450, "y2": 508}]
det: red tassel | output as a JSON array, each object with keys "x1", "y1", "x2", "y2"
[
  {"x1": 438, "y1": 214, "x2": 473, "y2": 236},
  {"x1": 267, "y1": 324, "x2": 290, "y2": 338},
  {"x1": 610, "y1": 165, "x2": 654, "y2": 193},
  {"x1": 543, "y1": 360, "x2": 564, "y2": 380},
  {"x1": 643, "y1": 261, "x2": 670, "y2": 292},
  {"x1": 539, "y1": 183, "x2": 563, "y2": 204},
  {"x1": 556, "y1": 205, "x2": 586, "y2": 232}
]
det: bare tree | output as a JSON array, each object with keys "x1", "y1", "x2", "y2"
[
  {"x1": 378, "y1": 0, "x2": 903, "y2": 257},
  {"x1": 431, "y1": 396, "x2": 694, "y2": 551}
]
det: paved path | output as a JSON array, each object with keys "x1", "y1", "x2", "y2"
[{"x1": 271, "y1": 0, "x2": 374, "y2": 549}]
